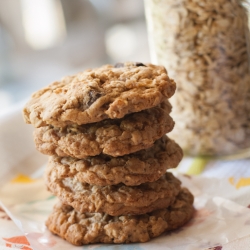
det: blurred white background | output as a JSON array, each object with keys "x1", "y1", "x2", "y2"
[{"x1": 0, "y1": 0, "x2": 150, "y2": 113}]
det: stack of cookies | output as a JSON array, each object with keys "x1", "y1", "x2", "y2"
[{"x1": 23, "y1": 62, "x2": 194, "y2": 245}]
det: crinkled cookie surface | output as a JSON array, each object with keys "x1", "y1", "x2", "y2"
[
  {"x1": 23, "y1": 62, "x2": 176, "y2": 127},
  {"x1": 46, "y1": 188, "x2": 194, "y2": 245},
  {"x1": 33, "y1": 101, "x2": 174, "y2": 157},
  {"x1": 45, "y1": 171, "x2": 181, "y2": 216},
  {"x1": 47, "y1": 136, "x2": 183, "y2": 186}
]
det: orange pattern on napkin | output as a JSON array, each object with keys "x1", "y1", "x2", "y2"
[
  {"x1": 228, "y1": 177, "x2": 250, "y2": 189},
  {"x1": 11, "y1": 174, "x2": 35, "y2": 184},
  {"x1": 3, "y1": 236, "x2": 32, "y2": 249}
]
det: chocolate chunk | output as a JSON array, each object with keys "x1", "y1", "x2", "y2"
[
  {"x1": 87, "y1": 90, "x2": 102, "y2": 107},
  {"x1": 114, "y1": 62, "x2": 146, "y2": 68},
  {"x1": 114, "y1": 63, "x2": 124, "y2": 68},
  {"x1": 135, "y1": 62, "x2": 146, "y2": 67}
]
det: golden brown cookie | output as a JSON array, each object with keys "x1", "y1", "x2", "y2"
[
  {"x1": 45, "y1": 171, "x2": 182, "y2": 216},
  {"x1": 33, "y1": 101, "x2": 174, "y2": 157},
  {"x1": 23, "y1": 62, "x2": 176, "y2": 128},
  {"x1": 47, "y1": 136, "x2": 183, "y2": 186},
  {"x1": 46, "y1": 188, "x2": 194, "y2": 245}
]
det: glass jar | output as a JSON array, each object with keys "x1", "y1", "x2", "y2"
[{"x1": 144, "y1": 0, "x2": 250, "y2": 158}]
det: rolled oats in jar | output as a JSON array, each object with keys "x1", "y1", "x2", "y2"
[{"x1": 144, "y1": 0, "x2": 250, "y2": 157}]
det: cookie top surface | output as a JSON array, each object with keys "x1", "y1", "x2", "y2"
[
  {"x1": 45, "y1": 171, "x2": 181, "y2": 216},
  {"x1": 23, "y1": 62, "x2": 176, "y2": 127},
  {"x1": 34, "y1": 101, "x2": 174, "y2": 158},
  {"x1": 46, "y1": 188, "x2": 194, "y2": 245},
  {"x1": 47, "y1": 136, "x2": 183, "y2": 186}
]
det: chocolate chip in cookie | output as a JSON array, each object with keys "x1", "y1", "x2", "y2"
[
  {"x1": 135, "y1": 62, "x2": 146, "y2": 67},
  {"x1": 87, "y1": 90, "x2": 103, "y2": 107}
]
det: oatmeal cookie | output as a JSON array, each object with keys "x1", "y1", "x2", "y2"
[
  {"x1": 33, "y1": 101, "x2": 174, "y2": 158},
  {"x1": 47, "y1": 136, "x2": 183, "y2": 186},
  {"x1": 45, "y1": 171, "x2": 181, "y2": 216},
  {"x1": 46, "y1": 188, "x2": 194, "y2": 245},
  {"x1": 23, "y1": 62, "x2": 176, "y2": 128}
]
